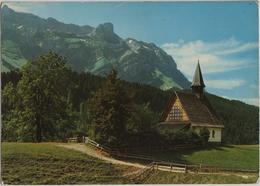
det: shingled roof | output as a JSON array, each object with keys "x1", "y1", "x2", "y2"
[{"x1": 160, "y1": 91, "x2": 224, "y2": 128}]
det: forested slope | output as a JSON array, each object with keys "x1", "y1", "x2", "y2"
[{"x1": 2, "y1": 71, "x2": 258, "y2": 144}]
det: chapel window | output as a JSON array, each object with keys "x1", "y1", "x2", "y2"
[
  {"x1": 212, "y1": 130, "x2": 215, "y2": 138},
  {"x1": 168, "y1": 106, "x2": 182, "y2": 120}
]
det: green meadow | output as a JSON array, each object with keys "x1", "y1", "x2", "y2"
[
  {"x1": 2, "y1": 143, "x2": 259, "y2": 184},
  {"x1": 148, "y1": 145, "x2": 259, "y2": 170},
  {"x1": 2, "y1": 143, "x2": 131, "y2": 184},
  {"x1": 143, "y1": 171, "x2": 258, "y2": 184}
]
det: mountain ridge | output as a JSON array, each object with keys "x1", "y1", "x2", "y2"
[{"x1": 1, "y1": 5, "x2": 191, "y2": 90}]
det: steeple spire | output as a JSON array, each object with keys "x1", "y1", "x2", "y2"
[
  {"x1": 191, "y1": 60, "x2": 205, "y2": 98},
  {"x1": 192, "y1": 60, "x2": 205, "y2": 87}
]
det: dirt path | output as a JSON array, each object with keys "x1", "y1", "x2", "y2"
[
  {"x1": 56, "y1": 143, "x2": 146, "y2": 169},
  {"x1": 55, "y1": 143, "x2": 257, "y2": 179}
]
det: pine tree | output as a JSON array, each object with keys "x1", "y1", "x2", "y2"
[{"x1": 88, "y1": 69, "x2": 131, "y2": 148}]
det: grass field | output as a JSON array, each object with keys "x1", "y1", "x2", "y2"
[
  {"x1": 2, "y1": 143, "x2": 134, "y2": 184},
  {"x1": 2, "y1": 143, "x2": 259, "y2": 184},
  {"x1": 146, "y1": 145, "x2": 259, "y2": 170},
  {"x1": 143, "y1": 171, "x2": 258, "y2": 184}
]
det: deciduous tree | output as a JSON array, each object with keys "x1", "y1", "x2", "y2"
[{"x1": 14, "y1": 52, "x2": 73, "y2": 142}]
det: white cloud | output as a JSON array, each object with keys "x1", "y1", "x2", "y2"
[
  {"x1": 161, "y1": 38, "x2": 258, "y2": 79},
  {"x1": 214, "y1": 42, "x2": 258, "y2": 56},
  {"x1": 241, "y1": 98, "x2": 259, "y2": 107},
  {"x1": 206, "y1": 79, "x2": 246, "y2": 90},
  {"x1": 249, "y1": 84, "x2": 258, "y2": 91}
]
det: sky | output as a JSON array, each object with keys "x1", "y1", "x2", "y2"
[{"x1": 4, "y1": 1, "x2": 259, "y2": 106}]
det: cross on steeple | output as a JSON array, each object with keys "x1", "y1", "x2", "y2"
[{"x1": 191, "y1": 60, "x2": 205, "y2": 98}]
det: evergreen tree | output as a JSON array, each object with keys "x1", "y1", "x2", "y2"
[
  {"x1": 75, "y1": 101, "x2": 91, "y2": 137},
  {"x1": 126, "y1": 103, "x2": 160, "y2": 148},
  {"x1": 88, "y1": 69, "x2": 131, "y2": 148}
]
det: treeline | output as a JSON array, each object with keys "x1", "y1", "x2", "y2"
[
  {"x1": 2, "y1": 52, "x2": 259, "y2": 145},
  {"x1": 207, "y1": 94, "x2": 259, "y2": 144}
]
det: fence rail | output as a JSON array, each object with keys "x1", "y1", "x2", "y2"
[{"x1": 67, "y1": 137, "x2": 78, "y2": 143}]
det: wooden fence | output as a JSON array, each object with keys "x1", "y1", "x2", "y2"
[
  {"x1": 67, "y1": 137, "x2": 78, "y2": 143},
  {"x1": 82, "y1": 137, "x2": 259, "y2": 174}
]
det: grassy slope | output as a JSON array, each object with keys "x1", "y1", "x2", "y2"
[
  {"x1": 147, "y1": 145, "x2": 259, "y2": 170},
  {"x1": 2, "y1": 142, "x2": 132, "y2": 184},
  {"x1": 2, "y1": 40, "x2": 27, "y2": 70},
  {"x1": 144, "y1": 171, "x2": 258, "y2": 184},
  {"x1": 2, "y1": 143, "x2": 258, "y2": 184}
]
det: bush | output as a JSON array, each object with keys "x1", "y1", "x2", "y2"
[
  {"x1": 158, "y1": 128, "x2": 201, "y2": 149},
  {"x1": 199, "y1": 127, "x2": 210, "y2": 145}
]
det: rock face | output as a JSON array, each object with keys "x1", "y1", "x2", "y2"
[{"x1": 1, "y1": 5, "x2": 191, "y2": 89}]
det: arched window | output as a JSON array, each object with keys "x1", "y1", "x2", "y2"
[
  {"x1": 212, "y1": 130, "x2": 215, "y2": 138},
  {"x1": 168, "y1": 106, "x2": 183, "y2": 121}
]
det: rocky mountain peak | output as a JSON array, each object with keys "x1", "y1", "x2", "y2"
[
  {"x1": 91, "y1": 22, "x2": 121, "y2": 43},
  {"x1": 2, "y1": 6, "x2": 191, "y2": 90},
  {"x1": 2, "y1": 5, "x2": 12, "y2": 12},
  {"x1": 2, "y1": 5, "x2": 16, "y2": 17},
  {"x1": 96, "y1": 23, "x2": 114, "y2": 34}
]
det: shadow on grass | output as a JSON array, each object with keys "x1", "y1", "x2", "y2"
[{"x1": 110, "y1": 144, "x2": 236, "y2": 166}]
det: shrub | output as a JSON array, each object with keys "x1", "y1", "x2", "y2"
[{"x1": 199, "y1": 127, "x2": 210, "y2": 145}]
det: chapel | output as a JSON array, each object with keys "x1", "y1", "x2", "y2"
[{"x1": 158, "y1": 62, "x2": 224, "y2": 142}]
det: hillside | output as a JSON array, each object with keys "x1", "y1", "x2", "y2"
[
  {"x1": 2, "y1": 143, "x2": 133, "y2": 184},
  {"x1": 143, "y1": 171, "x2": 258, "y2": 184},
  {"x1": 2, "y1": 143, "x2": 258, "y2": 184},
  {"x1": 2, "y1": 70, "x2": 258, "y2": 144},
  {"x1": 207, "y1": 93, "x2": 259, "y2": 144},
  {"x1": 1, "y1": 5, "x2": 190, "y2": 90},
  {"x1": 142, "y1": 145, "x2": 259, "y2": 170}
]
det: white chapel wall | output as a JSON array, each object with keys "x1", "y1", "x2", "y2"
[{"x1": 194, "y1": 126, "x2": 222, "y2": 142}]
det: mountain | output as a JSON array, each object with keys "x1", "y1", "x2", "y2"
[{"x1": 1, "y1": 5, "x2": 190, "y2": 90}]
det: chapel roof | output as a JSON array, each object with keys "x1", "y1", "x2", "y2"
[{"x1": 161, "y1": 91, "x2": 224, "y2": 128}]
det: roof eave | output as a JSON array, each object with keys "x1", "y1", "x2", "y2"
[{"x1": 191, "y1": 123, "x2": 225, "y2": 128}]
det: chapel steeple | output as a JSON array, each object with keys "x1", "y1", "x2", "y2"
[{"x1": 191, "y1": 60, "x2": 205, "y2": 99}]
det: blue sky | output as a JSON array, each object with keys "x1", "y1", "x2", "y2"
[{"x1": 5, "y1": 1, "x2": 259, "y2": 106}]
